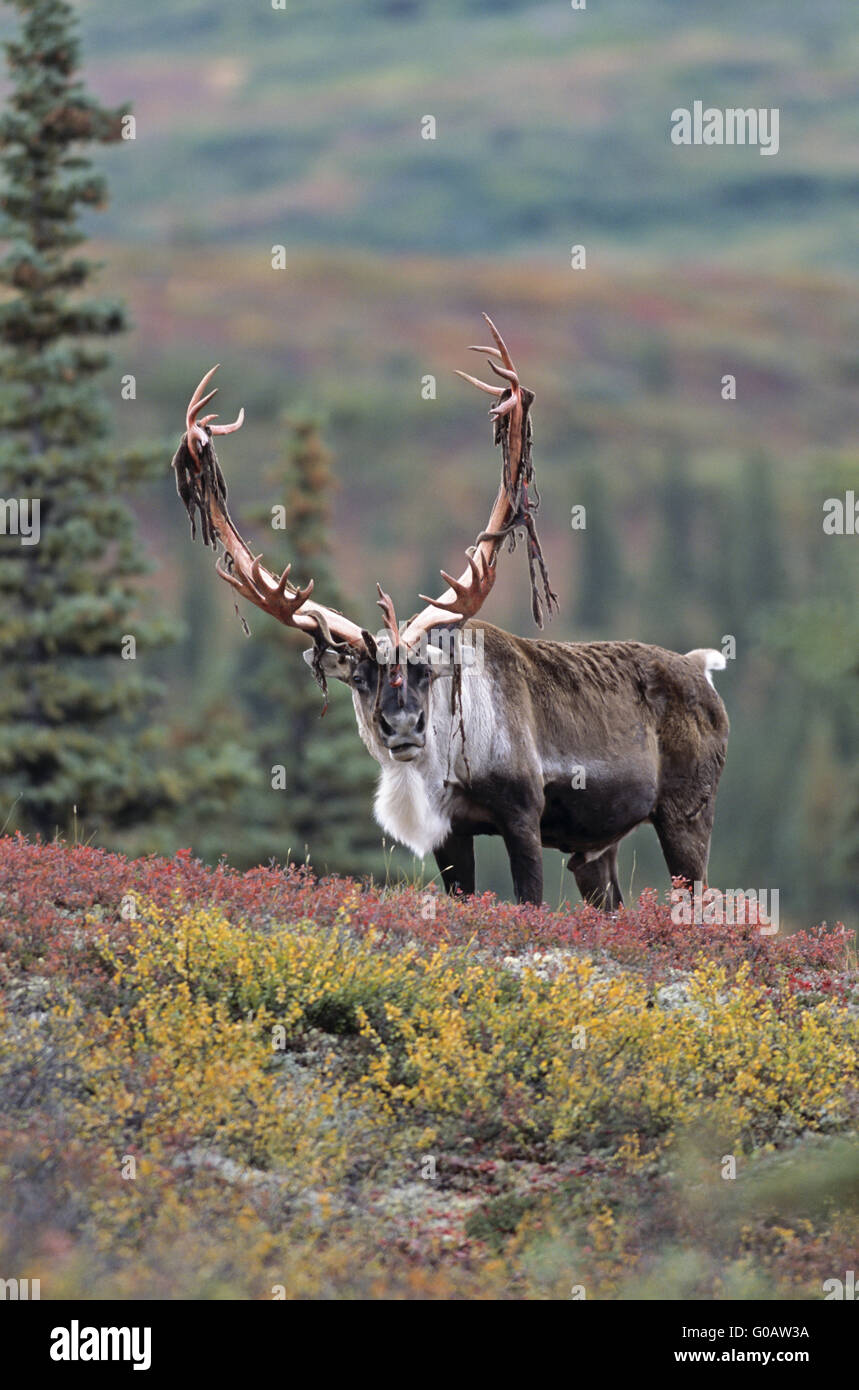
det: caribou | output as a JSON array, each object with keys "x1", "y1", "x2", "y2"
[{"x1": 171, "y1": 317, "x2": 728, "y2": 906}]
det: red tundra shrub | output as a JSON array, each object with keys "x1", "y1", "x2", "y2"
[{"x1": 0, "y1": 835, "x2": 851, "y2": 1002}]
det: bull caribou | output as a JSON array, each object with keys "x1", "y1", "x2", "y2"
[{"x1": 171, "y1": 317, "x2": 728, "y2": 906}]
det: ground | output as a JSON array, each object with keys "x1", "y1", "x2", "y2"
[{"x1": 0, "y1": 836, "x2": 857, "y2": 1300}]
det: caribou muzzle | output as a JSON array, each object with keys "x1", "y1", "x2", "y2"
[{"x1": 379, "y1": 707, "x2": 427, "y2": 759}]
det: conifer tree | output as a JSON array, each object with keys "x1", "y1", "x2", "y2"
[
  {"x1": 236, "y1": 417, "x2": 384, "y2": 877},
  {"x1": 573, "y1": 456, "x2": 623, "y2": 632},
  {"x1": 0, "y1": 0, "x2": 171, "y2": 838},
  {"x1": 645, "y1": 448, "x2": 700, "y2": 650}
]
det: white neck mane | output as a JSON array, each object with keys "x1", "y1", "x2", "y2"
[{"x1": 352, "y1": 668, "x2": 507, "y2": 858}]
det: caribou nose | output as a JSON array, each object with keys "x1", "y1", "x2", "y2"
[{"x1": 379, "y1": 709, "x2": 426, "y2": 746}]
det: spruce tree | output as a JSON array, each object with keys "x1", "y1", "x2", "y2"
[
  {"x1": 645, "y1": 448, "x2": 700, "y2": 650},
  {"x1": 236, "y1": 416, "x2": 384, "y2": 877},
  {"x1": 0, "y1": 0, "x2": 171, "y2": 838},
  {"x1": 573, "y1": 456, "x2": 624, "y2": 632}
]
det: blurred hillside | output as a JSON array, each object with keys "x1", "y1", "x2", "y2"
[
  {"x1": 1, "y1": 0, "x2": 856, "y2": 921},
  {"x1": 75, "y1": 0, "x2": 859, "y2": 272}
]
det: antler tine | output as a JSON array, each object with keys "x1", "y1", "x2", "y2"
[
  {"x1": 276, "y1": 577, "x2": 314, "y2": 622},
  {"x1": 186, "y1": 365, "x2": 222, "y2": 462},
  {"x1": 212, "y1": 408, "x2": 245, "y2": 436},
  {"x1": 490, "y1": 393, "x2": 519, "y2": 419},
  {"x1": 187, "y1": 364, "x2": 220, "y2": 417},
  {"x1": 184, "y1": 365, "x2": 245, "y2": 461},
  {"x1": 217, "y1": 554, "x2": 313, "y2": 624},
  {"x1": 482, "y1": 312, "x2": 516, "y2": 372},
  {"x1": 275, "y1": 562, "x2": 296, "y2": 598},
  {"x1": 191, "y1": 388, "x2": 219, "y2": 418},
  {"x1": 417, "y1": 549, "x2": 496, "y2": 618},
  {"x1": 376, "y1": 583, "x2": 400, "y2": 642},
  {"x1": 454, "y1": 369, "x2": 503, "y2": 398},
  {"x1": 249, "y1": 553, "x2": 314, "y2": 616},
  {"x1": 276, "y1": 564, "x2": 314, "y2": 610},
  {"x1": 456, "y1": 317, "x2": 521, "y2": 402},
  {"x1": 482, "y1": 321, "x2": 521, "y2": 417},
  {"x1": 376, "y1": 583, "x2": 406, "y2": 685},
  {"x1": 215, "y1": 558, "x2": 252, "y2": 598},
  {"x1": 249, "y1": 554, "x2": 268, "y2": 593}
]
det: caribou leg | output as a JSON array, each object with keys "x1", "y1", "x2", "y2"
[
  {"x1": 434, "y1": 832, "x2": 476, "y2": 897},
  {"x1": 568, "y1": 845, "x2": 623, "y2": 910},
  {"x1": 505, "y1": 833, "x2": 543, "y2": 905},
  {"x1": 495, "y1": 810, "x2": 543, "y2": 904},
  {"x1": 651, "y1": 804, "x2": 715, "y2": 889}
]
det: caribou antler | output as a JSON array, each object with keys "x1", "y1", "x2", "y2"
[
  {"x1": 375, "y1": 584, "x2": 406, "y2": 687},
  {"x1": 172, "y1": 365, "x2": 367, "y2": 652},
  {"x1": 185, "y1": 363, "x2": 246, "y2": 462},
  {"x1": 375, "y1": 585, "x2": 400, "y2": 646},
  {"x1": 416, "y1": 548, "x2": 495, "y2": 619},
  {"x1": 173, "y1": 325, "x2": 556, "y2": 676},
  {"x1": 398, "y1": 313, "x2": 557, "y2": 647}
]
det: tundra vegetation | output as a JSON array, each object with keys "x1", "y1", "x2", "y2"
[{"x1": 1, "y1": 837, "x2": 856, "y2": 1299}]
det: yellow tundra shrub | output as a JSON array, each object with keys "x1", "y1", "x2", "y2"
[{"x1": 86, "y1": 908, "x2": 859, "y2": 1158}]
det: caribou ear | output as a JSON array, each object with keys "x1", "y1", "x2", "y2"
[{"x1": 303, "y1": 646, "x2": 353, "y2": 684}]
